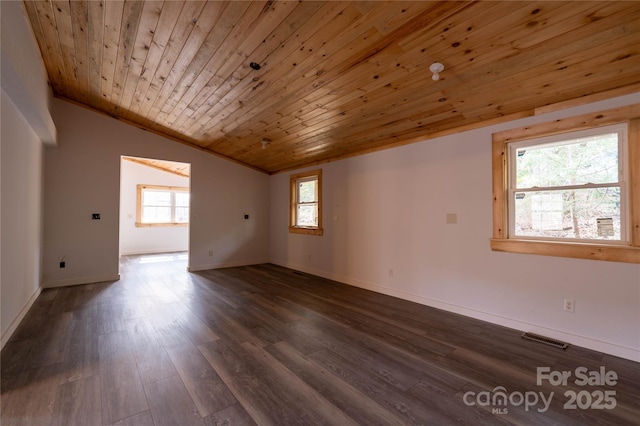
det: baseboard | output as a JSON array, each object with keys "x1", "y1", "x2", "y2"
[
  {"x1": 120, "y1": 248, "x2": 188, "y2": 255},
  {"x1": 271, "y1": 259, "x2": 640, "y2": 363},
  {"x1": 44, "y1": 274, "x2": 120, "y2": 288},
  {"x1": 188, "y1": 259, "x2": 269, "y2": 272},
  {"x1": 1, "y1": 286, "x2": 42, "y2": 350}
]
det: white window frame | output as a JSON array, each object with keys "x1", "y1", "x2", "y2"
[
  {"x1": 289, "y1": 169, "x2": 323, "y2": 236},
  {"x1": 491, "y1": 104, "x2": 640, "y2": 263},
  {"x1": 136, "y1": 184, "x2": 189, "y2": 227},
  {"x1": 507, "y1": 124, "x2": 628, "y2": 245}
]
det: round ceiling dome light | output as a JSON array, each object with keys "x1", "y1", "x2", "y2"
[{"x1": 249, "y1": 62, "x2": 261, "y2": 71}]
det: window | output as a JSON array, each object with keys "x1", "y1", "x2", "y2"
[
  {"x1": 290, "y1": 169, "x2": 323, "y2": 236},
  {"x1": 491, "y1": 105, "x2": 639, "y2": 263},
  {"x1": 136, "y1": 184, "x2": 189, "y2": 227},
  {"x1": 509, "y1": 124, "x2": 626, "y2": 242}
]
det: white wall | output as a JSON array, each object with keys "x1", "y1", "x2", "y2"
[
  {"x1": 0, "y1": 1, "x2": 55, "y2": 145},
  {"x1": 270, "y1": 93, "x2": 640, "y2": 361},
  {"x1": 0, "y1": 1, "x2": 54, "y2": 348},
  {"x1": 1, "y1": 91, "x2": 44, "y2": 346},
  {"x1": 119, "y1": 159, "x2": 189, "y2": 255},
  {"x1": 44, "y1": 99, "x2": 270, "y2": 287}
]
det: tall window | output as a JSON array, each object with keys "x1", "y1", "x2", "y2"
[
  {"x1": 491, "y1": 105, "x2": 639, "y2": 263},
  {"x1": 508, "y1": 124, "x2": 627, "y2": 243},
  {"x1": 289, "y1": 169, "x2": 323, "y2": 236},
  {"x1": 136, "y1": 185, "x2": 189, "y2": 227}
]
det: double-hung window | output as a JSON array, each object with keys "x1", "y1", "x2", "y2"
[
  {"x1": 491, "y1": 105, "x2": 639, "y2": 263},
  {"x1": 289, "y1": 169, "x2": 323, "y2": 235},
  {"x1": 509, "y1": 124, "x2": 626, "y2": 242},
  {"x1": 136, "y1": 184, "x2": 189, "y2": 227}
]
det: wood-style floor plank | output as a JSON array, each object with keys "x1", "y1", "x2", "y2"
[
  {"x1": 1, "y1": 253, "x2": 639, "y2": 426},
  {"x1": 143, "y1": 375, "x2": 205, "y2": 426}
]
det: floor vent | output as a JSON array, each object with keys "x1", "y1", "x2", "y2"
[{"x1": 521, "y1": 332, "x2": 569, "y2": 350}]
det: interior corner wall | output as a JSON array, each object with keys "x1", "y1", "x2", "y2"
[
  {"x1": 44, "y1": 99, "x2": 270, "y2": 287},
  {"x1": 1, "y1": 90, "x2": 44, "y2": 346},
  {"x1": 1, "y1": 0, "x2": 54, "y2": 348},
  {"x1": 269, "y1": 93, "x2": 640, "y2": 362},
  {"x1": 119, "y1": 160, "x2": 189, "y2": 255}
]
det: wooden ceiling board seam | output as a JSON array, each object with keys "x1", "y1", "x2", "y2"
[
  {"x1": 441, "y1": 15, "x2": 640, "y2": 110},
  {"x1": 87, "y1": 0, "x2": 106, "y2": 106},
  {"x1": 203, "y1": 2, "x2": 468, "y2": 147},
  {"x1": 153, "y1": 0, "x2": 232, "y2": 126},
  {"x1": 169, "y1": 0, "x2": 304, "y2": 135},
  {"x1": 50, "y1": 1, "x2": 80, "y2": 101},
  {"x1": 178, "y1": 1, "x2": 327, "y2": 139},
  {"x1": 144, "y1": 0, "x2": 229, "y2": 123},
  {"x1": 31, "y1": 1, "x2": 69, "y2": 97},
  {"x1": 195, "y1": 3, "x2": 364, "y2": 143},
  {"x1": 125, "y1": 1, "x2": 182, "y2": 117},
  {"x1": 133, "y1": 1, "x2": 207, "y2": 120},
  {"x1": 157, "y1": 1, "x2": 252, "y2": 126},
  {"x1": 159, "y1": 1, "x2": 270, "y2": 132},
  {"x1": 109, "y1": 0, "x2": 144, "y2": 108},
  {"x1": 69, "y1": 0, "x2": 90, "y2": 104},
  {"x1": 98, "y1": 0, "x2": 124, "y2": 110},
  {"x1": 118, "y1": 0, "x2": 163, "y2": 112},
  {"x1": 224, "y1": 2, "x2": 608, "y2": 145},
  {"x1": 192, "y1": 3, "x2": 389, "y2": 142}
]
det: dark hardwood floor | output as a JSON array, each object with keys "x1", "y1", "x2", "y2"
[{"x1": 2, "y1": 253, "x2": 639, "y2": 425}]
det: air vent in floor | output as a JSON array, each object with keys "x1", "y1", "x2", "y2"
[{"x1": 521, "y1": 332, "x2": 569, "y2": 350}]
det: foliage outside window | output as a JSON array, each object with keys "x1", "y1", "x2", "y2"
[
  {"x1": 136, "y1": 184, "x2": 189, "y2": 227},
  {"x1": 491, "y1": 105, "x2": 640, "y2": 263},
  {"x1": 290, "y1": 169, "x2": 323, "y2": 236}
]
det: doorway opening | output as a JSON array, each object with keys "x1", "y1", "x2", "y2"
[{"x1": 119, "y1": 156, "x2": 191, "y2": 271}]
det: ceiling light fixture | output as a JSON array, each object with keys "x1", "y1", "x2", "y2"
[{"x1": 429, "y1": 62, "x2": 444, "y2": 81}]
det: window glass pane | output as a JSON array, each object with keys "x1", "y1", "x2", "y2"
[
  {"x1": 175, "y1": 206, "x2": 189, "y2": 223},
  {"x1": 297, "y1": 203, "x2": 318, "y2": 227},
  {"x1": 513, "y1": 187, "x2": 621, "y2": 240},
  {"x1": 142, "y1": 206, "x2": 171, "y2": 223},
  {"x1": 515, "y1": 133, "x2": 619, "y2": 188},
  {"x1": 143, "y1": 190, "x2": 171, "y2": 206},
  {"x1": 298, "y1": 179, "x2": 317, "y2": 203},
  {"x1": 175, "y1": 192, "x2": 189, "y2": 207}
]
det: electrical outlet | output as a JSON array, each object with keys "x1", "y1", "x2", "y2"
[
  {"x1": 389, "y1": 268, "x2": 394, "y2": 277},
  {"x1": 59, "y1": 261, "x2": 66, "y2": 268},
  {"x1": 208, "y1": 250, "x2": 213, "y2": 257},
  {"x1": 563, "y1": 298, "x2": 575, "y2": 313}
]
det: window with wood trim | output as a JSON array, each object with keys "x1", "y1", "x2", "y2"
[
  {"x1": 491, "y1": 105, "x2": 640, "y2": 263},
  {"x1": 290, "y1": 169, "x2": 323, "y2": 236},
  {"x1": 136, "y1": 184, "x2": 189, "y2": 227}
]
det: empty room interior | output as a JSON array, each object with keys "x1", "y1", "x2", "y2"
[{"x1": 1, "y1": 1, "x2": 639, "y2": 425}]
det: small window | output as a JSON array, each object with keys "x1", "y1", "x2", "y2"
[
  {"x1": 508, "y1": 124, "x2": 627, "y2": 243},
  {"x1": 491, "y1": 105, "x2": 640, "y2": 263},
  {"x1": 290, "y1": 169, "x2": 323, "y2": 236},
  {"x1": 136, "y1": 185, "x2": 189, "y2": 227}
]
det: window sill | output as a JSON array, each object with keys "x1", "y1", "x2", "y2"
[
  {"x1": 289, "y1": 226, "x2": 323, "y2": 236},
  {"x1": 135, "y1": 222, "x2": 188, "y2": 228},
  {"x1": 490, "y1": 238, "x2": 640, "y2": 263}
]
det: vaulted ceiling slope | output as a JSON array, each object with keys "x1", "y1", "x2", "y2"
[{"x1": 24, "y1": 1, "x2": 640, "y2": 174}]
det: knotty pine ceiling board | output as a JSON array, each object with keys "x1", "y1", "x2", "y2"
[{"x1": 23, "y1": 1, "x2": 640, "y2": 174}]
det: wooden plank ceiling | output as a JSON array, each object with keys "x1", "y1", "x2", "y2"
[{"x1": 24, "y1": 1, "x2": 640, "y2": 174}]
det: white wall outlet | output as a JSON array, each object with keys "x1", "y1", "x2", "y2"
[
  {"x1": 563, "y1": 298, "x2": 575, "y2": 313},
  {"x1": 388, "y1": 268, "x2": 394, "y2": 277}
]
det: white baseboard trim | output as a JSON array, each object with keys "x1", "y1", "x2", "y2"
[
  {"x1": 120, "y1": 249, "x2": 188, "y2": 255},
  {"x1": 1, "y1": 286, "x2": 42, "y2": 350},
  {"x1": 44, "y1": 274, "x2": 120, "y2": 288},
  {"x1": 271, "y1": 259, "x2": 640, "y2": 363},
  {"x1": 188, "y1": 259, "x2": 269, "y2": 272}
]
